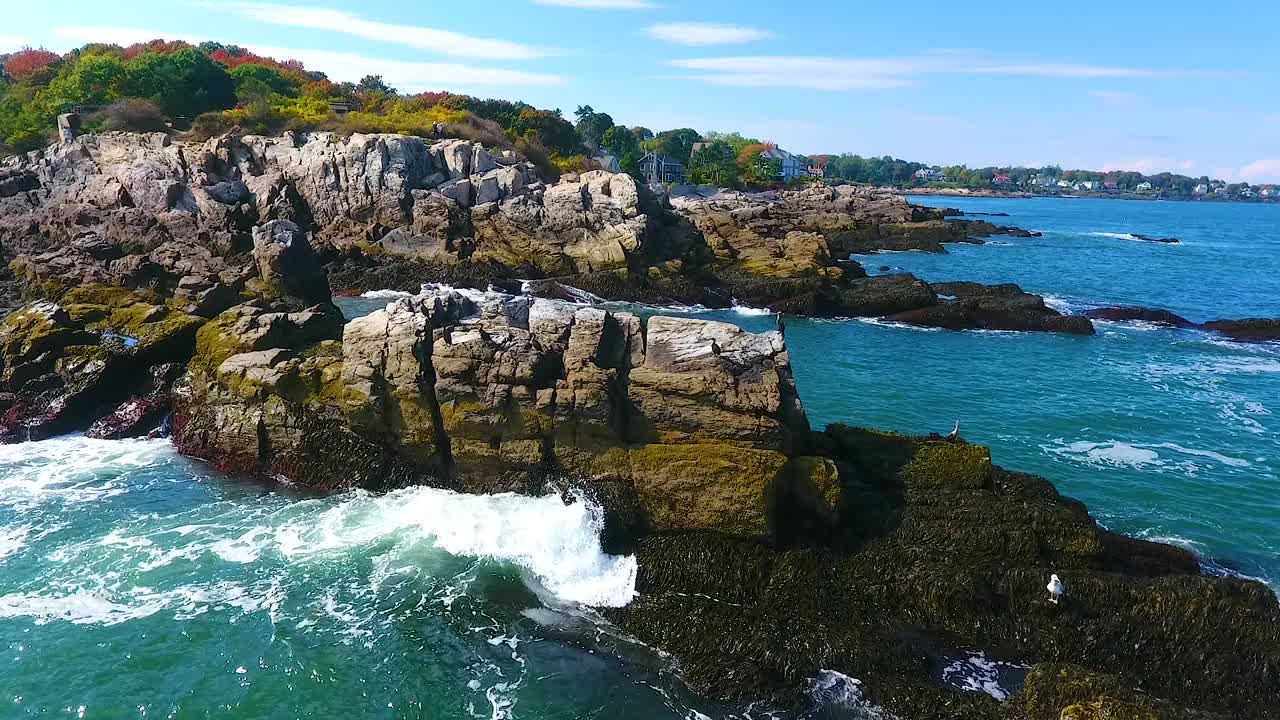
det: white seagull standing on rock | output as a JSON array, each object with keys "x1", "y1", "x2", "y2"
[
  {"x1": 1047, "y1": 574, "x2": 1065, "y2": 604},
  {"x1": 946, "y1": 420, "x2": 961, "y2": 441}
]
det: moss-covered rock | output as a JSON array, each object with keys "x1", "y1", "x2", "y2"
[{"x1": 1019, "y1": 664, "x2": 1225, "y2": 720}]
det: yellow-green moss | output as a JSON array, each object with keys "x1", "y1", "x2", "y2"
[
  {"x1": 789, "y1": 455, "x2": 841, "y2": 511},
  {"x1": 626, "y1": 442, "x2": 790, "y2": 535},
  {"x1": 901, "y1": 442, "x2": 993, "y2": 490},
  {"x1": 1060, "y1": 698, "x2": 1160, "y2": 720},
  {"x1": 191, "y1": 313, "x2": 252, "y2": 376}
]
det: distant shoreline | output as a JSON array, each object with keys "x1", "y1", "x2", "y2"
[{"x1": 890, "y1": 186, "x2": 1279, "y2": 204}]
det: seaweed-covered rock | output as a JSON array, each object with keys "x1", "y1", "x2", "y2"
[
  {"x1": 1018, "y1": 664, "x2": 1225, "y2": 719},
  {"x1": 0, "y1": 288, "x2": 205, "y2": 441},
  {"x1": 605, "y1": 426, "x2": 1278, "y2": 719}
]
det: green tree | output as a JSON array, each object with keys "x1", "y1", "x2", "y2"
[
  {"x1": 120, "y1": 48, "x2": 235, "y2": 117},
  {"x1": 42, "y1": 54, "x2": 127, "y2": 111},
  {"x1": 574, "y1": 107, "x2": 615, "y2": 149},
  {"x1": 230, "y1": 63, "x2": 295, "y2": 97},
  {"x1": 600, "y1": 125, "x2": 639, "y2": 158},
  {"x1": 651, "y1": 128, "x2": 702, "y2": 165},
  {"x1": 687, "y1": 140, "x2": 739, "y2": 187}
]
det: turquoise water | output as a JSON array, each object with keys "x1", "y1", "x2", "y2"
[{"x1": 2, "y1": 197, "x2": 1276, "y2": 717}]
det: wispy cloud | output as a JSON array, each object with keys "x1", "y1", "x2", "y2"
[
  {"x1": 220, "y1": 3, "x2": 549, "y2": 60},
  {"x1": 666, "y1": 57, "x2": 926, "y2": 90},
  {"x1": 666, "y1": 54, "x2": 1237, "y2": 90},
  {"x1": 1088, "y1": 89, "x2": 1139, "y2": 104},
  {"x1": 967, "y1": 63, "x2": 1208, "y2": 77},
  {"x1": 55, "y1": 26, "x2": 201, "y2": 46},
  {"x1": 1101, "y1": 157, "x2": 1197, "y2": 174},
  {"x1": 52, "y1": 27, "x2": 565, "y2": 90},
  {"x1": 533, "y1": 0, "x2": 659, "y2": 7},
  {"x1": 646, "y1": 23, "x2": 772, "y2": 46}
]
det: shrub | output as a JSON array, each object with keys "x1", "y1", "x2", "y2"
[
  {"x1": 188, "y1": 111, "x2": 237, "y2": 140},
  {"x1": 85, "y1": 99, "x2": 168, "y2": 133},
  {"x1": 443, "y1": 114, "x2": 509, "y2": 148},
  {"x1": 515, "y1": 137, "x2": 558, "y2": 182},
  {"x1": 120, "y1": 48, "x2": 235, "y2": 118}
]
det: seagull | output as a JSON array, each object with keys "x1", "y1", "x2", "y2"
[
  {"x1": 1047, "y1": 574, "x2": 1065, "y2": 604},
  {"x1": 946, "y1": 420, "x2": 961, "y2": 441}
]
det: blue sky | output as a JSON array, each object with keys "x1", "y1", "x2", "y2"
[{"x1": 4, "y1": 0, "x2": 1278, "y2": 181}]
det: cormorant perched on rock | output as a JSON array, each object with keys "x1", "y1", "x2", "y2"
[
  {"x1": 1047, "y1": 574, "x2": 1065, "y2": 604},
  {"x1": 776, "y1": 312, "x2": 786, "y2": 337}
]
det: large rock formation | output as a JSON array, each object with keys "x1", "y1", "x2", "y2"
[
  {"x1": 2, "y1": 131, "x2": 1095, "y2": 335},
  {"x1": 172, "y1": 287, "x2": 830, "y2": 541},
  {"x1": 0, "y1": 272, "x2": 1273, "y2": 718}
]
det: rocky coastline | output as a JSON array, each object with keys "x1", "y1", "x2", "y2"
[{"x1": 2, "y1": 131, "x2": 1279, "y2": 719}]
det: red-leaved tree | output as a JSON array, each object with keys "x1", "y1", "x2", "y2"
[{"x1": 3, "y1": 48, "x2": 61, "y2": 79}]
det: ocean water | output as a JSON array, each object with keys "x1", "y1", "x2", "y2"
[{"x1": 1, "y1": 197, "x2": 1276, "y2": 717}]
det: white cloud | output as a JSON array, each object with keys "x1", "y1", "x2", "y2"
[
  {"x1": 646, "y1": 23, "x2": 772, "y2": 46},
  {"x1": 1100, "y1": 157, "x2": 1197, "y2": 174},
  {"x1": 0, "y1": 35, "x2": 32, "y2": 51},
  {"x1": 533, "y1": 0, "x2": 659, "y2": 7},
  {"x1": 1088, "y1": 89, "x2": 1139, "y2": 104},
  {"x1": 1235, "y1": 159, "x2": 1280, "y2": 183},
  {"x1": 666, "y1": 54, "x2": 1234, "y2": 91},
  {"x1": 52, "y1": 27, "x2": 565, "y2": 90},
  {"x1": 220, "y1": 3, "x2": 549, "y2": 60}
]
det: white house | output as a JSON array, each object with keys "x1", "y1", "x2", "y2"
[
  {"x1": 1056, "y1": 179, "x2": 1073, "y2": 188},
  {"x1": 1136, "y1": 181, "x2": 1154, "y2": 191},
  {"x1": 1241, "y1": 187, "x2": 1257, "y2": 198},
  {"x1": 1075, "y1": 181, "x2": 1098, "y2": 191},
  {"x1": 914, "y1": 168, "x2": 946, "y2": 182},
  {"x1": 1193, "y1": 183, "x2": 1210, "y2": 194},
  {"x1": 1261, "y1": 186, "x2": 1277, "y2": 197}
]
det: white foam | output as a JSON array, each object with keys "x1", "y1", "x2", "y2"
[
  {"x1": 1150, "y1": 443, "x2": 1251, "y2": 468},
  {"x1": 359, "y1": 289, "x2": 415, "y2": 300},
  {"x1": 854, "y1": 317, "x2": 943, "y2": 332},
  {"x1": 940, "y1": 652, "x2": 1030, "y2": 702},
  {"x1": 730, "y1": 300, "x2": 772, "y2": 316},
  {"x1": 274, "y1": 487, "x2": 637, "y2": 607},
  {"x1": 0, "y1": 524, "x2": 31, "y2": 561},
  {"x1": 1045, "y1": 440, "x2": 1161, "y2": 468},
  {"x1": 807, "y1": 670, "x2": 897, "y2": 718},
  {"x1": 1044, "y1": 439, "x2": 1251, "y2": 471},
  {"x1": 1088, "y1": 231, "x2": 1141, "y2": 241},
  {"x1": 0, "y1": 435, "x2": 175, "y2": 510},
  {"x1": 1041, "y1": 295, "x2": 1090, "y2": 315}
]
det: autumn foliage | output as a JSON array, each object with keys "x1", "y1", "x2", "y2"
[{"x1": 3, "y1": 48, "x2": 61, "y2": 79}]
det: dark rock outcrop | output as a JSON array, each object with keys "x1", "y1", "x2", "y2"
[
  {"x1": 1132, "y1": 233, "x2": 1181, "y2": 244},
  {"x1": 1085, "y1": 306, "x2": 1196, "y2": 327},
  {"x1": 1201, "y1": 318, "x2": 1280, "y2": 342},
  {"x1": 888, "y1": 281, "x2": 1095, "y2": 334}
]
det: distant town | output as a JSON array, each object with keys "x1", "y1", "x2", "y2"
[{"x1": 893, "y1": 164, "x2": 1277, "y2": 202}]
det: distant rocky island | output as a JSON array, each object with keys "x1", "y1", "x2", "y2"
[{"x1": 1, "y1": 128, "x2": 1278, "y2": 719}]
